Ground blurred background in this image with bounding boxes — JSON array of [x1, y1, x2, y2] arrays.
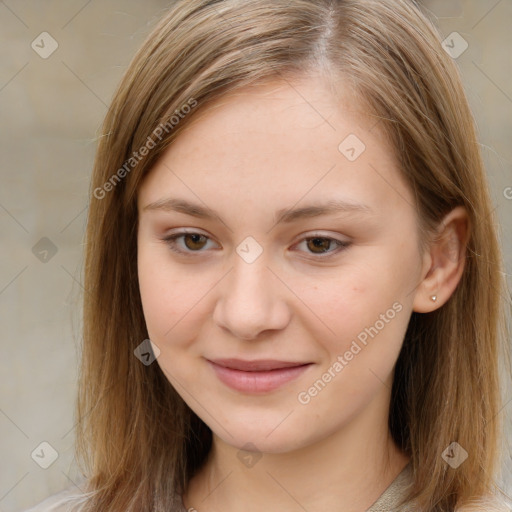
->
[[0, 1, 511, 510]]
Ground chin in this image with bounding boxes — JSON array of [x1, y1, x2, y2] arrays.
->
[[204, 408, 323, 454], [215, 426, 310, 455]]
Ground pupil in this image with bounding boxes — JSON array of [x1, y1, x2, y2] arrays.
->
[[310, 238, 328, 253], [186, 234, 204, 249]]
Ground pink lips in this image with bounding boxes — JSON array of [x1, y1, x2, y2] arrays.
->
[[207, 358, 312, 393]]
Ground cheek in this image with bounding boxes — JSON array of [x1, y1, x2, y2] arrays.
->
[[137, 244, 216, 367], [137, 244, 185, 340], [137, 259, 202, 384], [292, 262, 392, 336], [291, 248, 415, 362]]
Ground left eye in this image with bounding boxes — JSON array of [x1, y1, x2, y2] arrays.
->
[[294, 236, 350, 256], [162, 232, 350, 257]]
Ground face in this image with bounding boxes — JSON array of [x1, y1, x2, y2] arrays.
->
[[137, 75, 426, 454]]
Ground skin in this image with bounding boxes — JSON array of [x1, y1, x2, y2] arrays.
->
[[137, 73, 468, 512]]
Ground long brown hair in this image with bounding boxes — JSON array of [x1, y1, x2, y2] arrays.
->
[[74, 1, 510, 510]]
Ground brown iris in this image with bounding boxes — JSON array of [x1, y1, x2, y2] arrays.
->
[[306, 237, 332, 254], [182, 233, 208, 251]]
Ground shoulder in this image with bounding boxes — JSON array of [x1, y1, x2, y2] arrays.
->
[[23, 486, 89, 512]]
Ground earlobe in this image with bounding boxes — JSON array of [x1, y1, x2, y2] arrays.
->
[[412, 206, 470, 313]]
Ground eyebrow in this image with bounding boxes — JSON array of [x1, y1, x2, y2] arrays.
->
[[142, 197, 374, 224]]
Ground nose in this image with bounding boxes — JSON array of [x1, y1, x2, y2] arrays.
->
[[212, 253, 291, 341]]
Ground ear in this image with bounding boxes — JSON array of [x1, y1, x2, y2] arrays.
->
[[412, 206, 470, 313]]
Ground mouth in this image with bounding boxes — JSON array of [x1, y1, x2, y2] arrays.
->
[[206, 358, 313, 393]]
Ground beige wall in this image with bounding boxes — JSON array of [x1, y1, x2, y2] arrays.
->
[[0, 1, 510, 510]]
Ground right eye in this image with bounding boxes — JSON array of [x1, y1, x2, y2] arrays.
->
[[162, 231, 218, 255]]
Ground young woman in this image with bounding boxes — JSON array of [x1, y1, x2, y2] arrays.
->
[[26, 0, 511, 510]]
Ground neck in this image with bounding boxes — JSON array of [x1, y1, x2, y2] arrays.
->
[[183, 387, 410, 512]]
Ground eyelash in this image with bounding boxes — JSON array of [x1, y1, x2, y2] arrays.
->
[[162, 231, 351, 259]]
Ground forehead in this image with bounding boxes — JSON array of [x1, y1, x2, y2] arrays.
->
[[138, 75, 413, 220], [172, 76, 376, 160]]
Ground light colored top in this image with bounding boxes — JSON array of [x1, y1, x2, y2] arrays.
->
[[23, 462, 511, 512], [367, 462, 413, 511]]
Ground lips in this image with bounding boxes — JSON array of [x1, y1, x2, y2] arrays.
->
[[210, 358, 310, 371], [207, 358, 313, 393]]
